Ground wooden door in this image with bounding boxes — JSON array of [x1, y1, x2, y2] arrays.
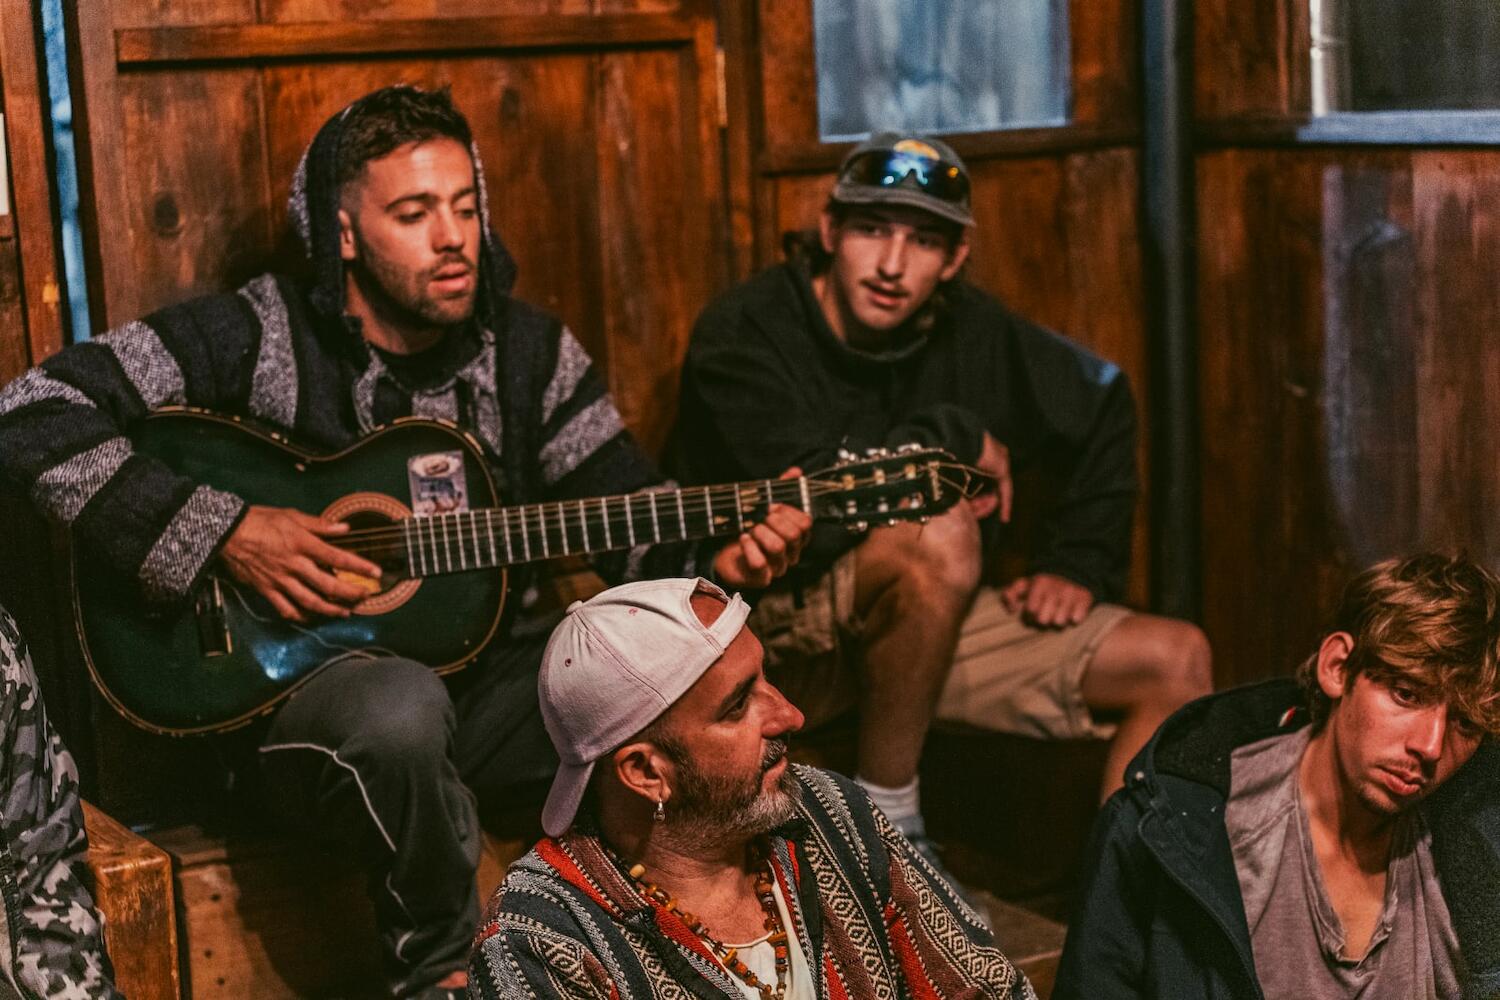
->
[[66, 0, 728, 456], [723, 0, 1152, 604]]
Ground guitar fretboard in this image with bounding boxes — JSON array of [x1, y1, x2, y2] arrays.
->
[[396, 478, 811, 578]]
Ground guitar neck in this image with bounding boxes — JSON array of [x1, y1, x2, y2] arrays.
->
[[393, 478, 811, 578]]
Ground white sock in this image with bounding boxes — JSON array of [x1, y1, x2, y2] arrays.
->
[[856, 774, 922, 833]]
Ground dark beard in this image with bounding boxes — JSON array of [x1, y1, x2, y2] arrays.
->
[[350, 250, 477, 336]]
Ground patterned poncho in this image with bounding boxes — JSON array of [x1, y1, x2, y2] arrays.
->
[[471, 765, 1036, 999]]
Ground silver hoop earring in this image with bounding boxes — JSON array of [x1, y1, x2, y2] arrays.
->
[[654, 799, 666, 823]]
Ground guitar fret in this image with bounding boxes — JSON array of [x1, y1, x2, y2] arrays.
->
[[648, 491, 661, 541], [441, 515, 454, 571], [703, 486, 713, 534], [469, 513, 482, 567], [485, 513, 497, 565], [762, 480, 775, 513], [456, 515, 468, 570], [423, 516, 437, 574], [520, 507, 532, 562], [558, 503, 570, 556], [500, 509, 514, 563], [625, 495, 636, 547], [675, 491, 687, 540], [579, 500, 590, 550], [799, 476, 811, 513], [537, 506, 550, 558], [733, 486, 745, 533], [601, 497, 613, 549], [403, 518, 417, 576]]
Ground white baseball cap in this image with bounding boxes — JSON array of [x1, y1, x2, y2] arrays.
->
[[538, 577, 751, 837]]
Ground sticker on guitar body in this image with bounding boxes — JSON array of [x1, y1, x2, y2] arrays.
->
[[407, 451, 470, 516]]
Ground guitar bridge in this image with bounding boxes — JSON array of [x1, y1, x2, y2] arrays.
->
[[194, 576, 233, 658]]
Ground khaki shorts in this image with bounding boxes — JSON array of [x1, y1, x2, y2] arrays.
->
[[749, 551, 1132, 741]]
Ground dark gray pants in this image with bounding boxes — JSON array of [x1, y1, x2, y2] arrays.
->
[[258, 632, 555, 998]]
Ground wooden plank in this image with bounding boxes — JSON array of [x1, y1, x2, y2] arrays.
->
[[83, 802, 181, 1000], [116, 67, 271, 315], [756, 0, 818, 154], [719, 0, 763, 279], [1410, 152, 1500, 566], [111, 0, 255, 31], [0, 0, 67, 367], [65, 0, 139, 330], [116, 14, 695, 64], [595, 45, 719, 453], [1195, 0, 1303, 120], [1318, 157, 1419, 572], [762, 124, 1141, 176], [265, 0, 588, 22], [1069, 0, 1139, 126], [1197, 149, 1338, 689], [150, 823, 529, 999], [1061, 149, 1150, 605]]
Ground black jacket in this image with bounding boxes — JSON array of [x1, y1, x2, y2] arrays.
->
[[676, 262, 1136, 601], [1054, 679, 1500, 1000]]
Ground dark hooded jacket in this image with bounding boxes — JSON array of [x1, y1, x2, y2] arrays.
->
[[675, 258, 1136, 601], [0, 90, 704, 611], [1053, 679, 1500, 1000]]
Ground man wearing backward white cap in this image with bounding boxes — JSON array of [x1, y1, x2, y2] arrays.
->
[[468, 577, 1035, 1000]]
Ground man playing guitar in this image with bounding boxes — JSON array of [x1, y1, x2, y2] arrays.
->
[[0, 85, 809, 999]]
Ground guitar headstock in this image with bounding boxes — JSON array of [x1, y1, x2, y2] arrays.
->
[[804, 445, 991, 530]]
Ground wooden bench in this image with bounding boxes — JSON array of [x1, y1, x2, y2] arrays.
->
[[83, 802, 180, 1000]]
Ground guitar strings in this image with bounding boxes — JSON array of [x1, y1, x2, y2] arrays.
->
[[325, 464, 991, 564], [330, 462, 989, 543]]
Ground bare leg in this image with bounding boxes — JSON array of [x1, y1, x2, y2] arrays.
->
[[1080, 614, 1213, 801], [851, 505, 983, 788]]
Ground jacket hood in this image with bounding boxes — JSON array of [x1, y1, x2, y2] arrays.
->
[[1129, 678, 1308, 799], [286, 87, 519, 326]]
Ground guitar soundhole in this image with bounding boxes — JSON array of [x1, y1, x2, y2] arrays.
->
[[321, 492, 421, 616]]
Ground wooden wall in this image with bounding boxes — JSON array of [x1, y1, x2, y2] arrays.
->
[[1196, 3, 1500, 688], [725, 0, 1152, 604]]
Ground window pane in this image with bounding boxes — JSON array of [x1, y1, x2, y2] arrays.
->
[[813, 0, 1070, 142], [1314, 0, 1500, 112]]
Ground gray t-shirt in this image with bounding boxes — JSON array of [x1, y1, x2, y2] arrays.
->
[[1224, 729, 1463, 999]]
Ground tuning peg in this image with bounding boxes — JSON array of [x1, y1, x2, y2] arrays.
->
[[837, 448, 856, 463], [852, 521, 869, 532], [864, 446, 889, 458], [896, 442, 924, 453]]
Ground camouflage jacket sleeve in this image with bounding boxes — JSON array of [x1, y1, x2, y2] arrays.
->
[[0, 610, 122, 999]]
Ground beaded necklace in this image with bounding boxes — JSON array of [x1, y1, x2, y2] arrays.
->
[[606, 842, 790, 1000]]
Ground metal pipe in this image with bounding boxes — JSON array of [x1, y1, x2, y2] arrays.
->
[[1141, 0, 1200, 619]]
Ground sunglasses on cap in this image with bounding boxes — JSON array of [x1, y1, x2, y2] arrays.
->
[[838, 149, 971, 204]]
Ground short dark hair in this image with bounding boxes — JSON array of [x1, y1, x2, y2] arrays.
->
[[334, 85, 473, 193], [1297, 552, 1500, 733]]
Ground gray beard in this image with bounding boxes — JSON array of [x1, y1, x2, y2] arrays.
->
[[662, 741, 799, 851]]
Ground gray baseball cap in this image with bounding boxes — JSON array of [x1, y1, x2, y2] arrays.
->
[[831, 132, 974, 227], [538, 577, 751, 837]]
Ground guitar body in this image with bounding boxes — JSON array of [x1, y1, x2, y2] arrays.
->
[[73, 411, 506, 735]]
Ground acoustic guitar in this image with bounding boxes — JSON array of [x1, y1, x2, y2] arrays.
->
[[72, 409, 985, 735]]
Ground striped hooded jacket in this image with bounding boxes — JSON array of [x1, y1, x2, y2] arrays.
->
[[0, 87, 703, 612], [470, 765, 1037, 1000]]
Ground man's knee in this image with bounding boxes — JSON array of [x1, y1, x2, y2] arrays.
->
[[1133, 617, 1213, 703], [275, 657, 454, 764], [857, 504, 983, 608]]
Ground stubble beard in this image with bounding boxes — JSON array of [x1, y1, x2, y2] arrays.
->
[[354, 250, 478, 337]]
